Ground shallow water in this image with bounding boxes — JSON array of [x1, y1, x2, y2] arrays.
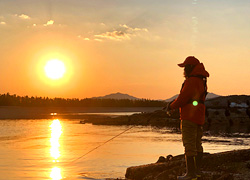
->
[[0, 119, 249, 180]]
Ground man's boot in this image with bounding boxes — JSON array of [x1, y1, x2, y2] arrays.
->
[[196, 152, 203, 179], [177, 155, 197, 180]]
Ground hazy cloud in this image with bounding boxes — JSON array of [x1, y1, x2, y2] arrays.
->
[[95, 30, 131, 41], [94, 24, 149, 41], [94, 38, 103, 42], [120, 24, 148, 33], [77, 35, 90, 41], [15, 14, 31, 20], [44, 20, 54, 26]]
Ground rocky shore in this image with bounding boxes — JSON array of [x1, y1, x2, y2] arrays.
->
[[124, 148, 250, 180], [82, 95, 250, 136], [82, 107, 250, 135], [1, 103, 250, 136]]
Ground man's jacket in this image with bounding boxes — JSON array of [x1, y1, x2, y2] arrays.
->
[[170, 63, 209, 125]]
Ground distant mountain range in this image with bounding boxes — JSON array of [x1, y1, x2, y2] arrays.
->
[[165, 92, 221, 102], [92, 92, 221, 101], [92, 92, 138, 100]]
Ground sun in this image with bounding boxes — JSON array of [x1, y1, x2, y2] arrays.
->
[[44, 59, 66, 80]]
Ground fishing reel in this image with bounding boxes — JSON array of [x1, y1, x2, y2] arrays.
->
[[162, 102, 173, 117]]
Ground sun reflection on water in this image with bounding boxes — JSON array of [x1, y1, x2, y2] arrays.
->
[[50, 119, 62, 161], [49, 119, 63, 180], [50, 167, 62, 180]]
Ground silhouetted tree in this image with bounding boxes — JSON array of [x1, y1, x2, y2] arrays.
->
[[0, 93, 167, 107]]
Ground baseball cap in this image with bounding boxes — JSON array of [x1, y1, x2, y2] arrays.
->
[[178, 56, 200, 67]]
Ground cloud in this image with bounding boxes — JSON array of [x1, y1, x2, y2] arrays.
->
[[120, 24, 148, 33], [77, 24, 149, 42], [27, 20, 66, 29], [95, 30, 131, 41], [77, 35, 90, 41], [15, 14, 31, 20], [0, 21, 6, 25], [94, 24, 149, 41], [94, 38, 103, 42], [44, 20, 54, 26]]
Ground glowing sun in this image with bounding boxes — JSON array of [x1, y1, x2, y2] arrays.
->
[[44, 59, 66, 80]]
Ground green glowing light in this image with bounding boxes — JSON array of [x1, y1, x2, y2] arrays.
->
[[193, 101, 198, 106]]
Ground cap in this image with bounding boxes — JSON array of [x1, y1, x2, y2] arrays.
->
[[178, 56, 200, 67]]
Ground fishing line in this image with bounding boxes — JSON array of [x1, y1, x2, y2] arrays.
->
[[66, 108, 167, 165], [67, 126, 134, 165]]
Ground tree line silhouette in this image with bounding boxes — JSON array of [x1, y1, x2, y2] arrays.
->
[[0, 93, 166, 107]]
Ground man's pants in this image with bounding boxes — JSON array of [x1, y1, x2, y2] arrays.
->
[[181, 120, 203, 156]]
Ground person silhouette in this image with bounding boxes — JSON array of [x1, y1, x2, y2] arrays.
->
[[166, 56, 209, 180]]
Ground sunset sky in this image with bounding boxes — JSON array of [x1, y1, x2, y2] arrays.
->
[[0, 0, 249, 99]]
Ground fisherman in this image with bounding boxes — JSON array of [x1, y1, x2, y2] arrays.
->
[[166, 56, 209, 180]]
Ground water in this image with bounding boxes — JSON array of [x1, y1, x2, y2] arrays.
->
[[57, 112, 141, 116], [0, 119, 249, 180]]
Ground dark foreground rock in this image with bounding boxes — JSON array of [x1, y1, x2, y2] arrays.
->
[[125, 149, 250, 180]]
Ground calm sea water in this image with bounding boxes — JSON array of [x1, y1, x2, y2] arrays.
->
[[0, 118, 249, 180]]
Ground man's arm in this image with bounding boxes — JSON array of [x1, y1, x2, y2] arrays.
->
[[170, 79, 195, 109]]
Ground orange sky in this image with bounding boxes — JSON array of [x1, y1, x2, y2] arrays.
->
[[0, 0, 250, 99]]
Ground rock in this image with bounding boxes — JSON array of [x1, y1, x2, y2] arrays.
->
[[156, 156, 166, 163], [166, 155, 173, 161], [156, 155, 173, 163], [125, 149, 250, 180]]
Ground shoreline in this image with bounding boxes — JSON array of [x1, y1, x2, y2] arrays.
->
[[1, 106, 250, 136], [0, 106, 160, 120]]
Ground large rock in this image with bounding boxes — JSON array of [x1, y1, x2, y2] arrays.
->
[[125, 149, 250, 180]]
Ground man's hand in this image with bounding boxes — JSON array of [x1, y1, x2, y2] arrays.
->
[[163, 100, 175, 116]]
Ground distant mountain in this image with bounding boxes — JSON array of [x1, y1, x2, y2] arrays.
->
[[92, 92, 221, 101], [206, 92, 221, 99], [165, 94, 179, 102], [92, 92, 139, 100], [165, 92, 221, 102]]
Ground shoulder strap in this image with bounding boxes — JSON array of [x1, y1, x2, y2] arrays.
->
[[180, 76, 208, 105], [180, 80, 186, 93], [189, 75, 208, 99]]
